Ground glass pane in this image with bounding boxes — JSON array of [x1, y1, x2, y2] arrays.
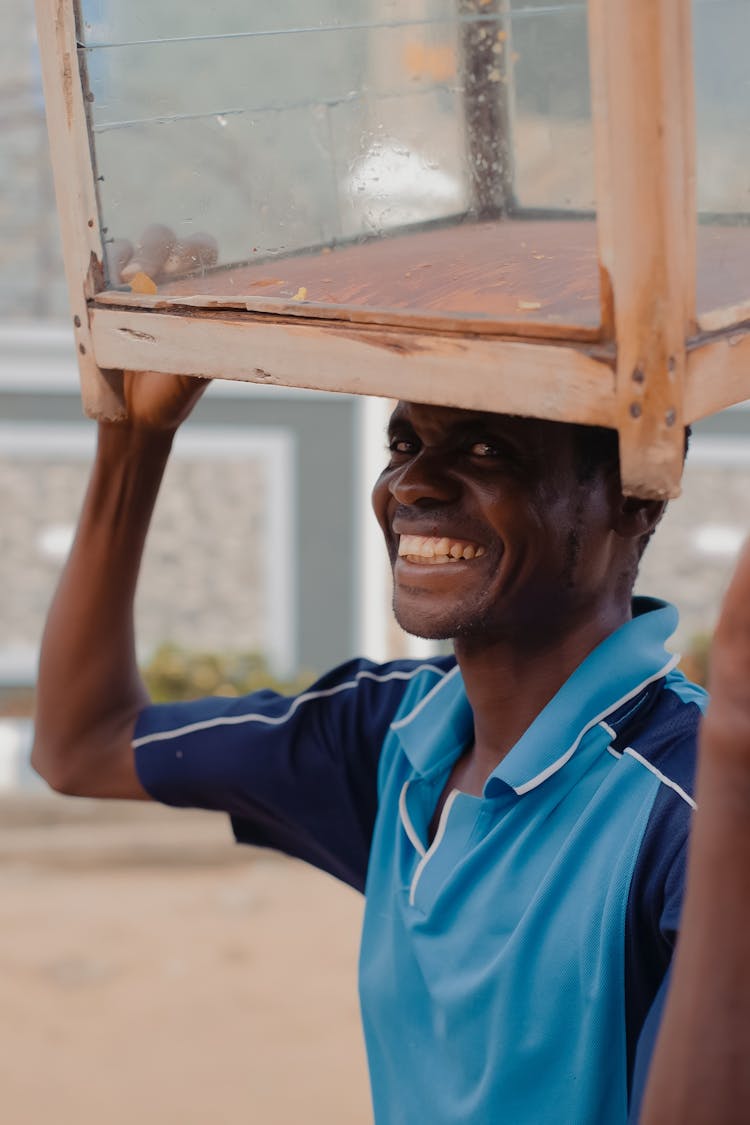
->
[[79, 1, 598, 331], [694, 0, 750, 327]]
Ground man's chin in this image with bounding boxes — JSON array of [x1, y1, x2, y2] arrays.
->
[[396, 622, 456, 642], [392, 600, 483, 642]]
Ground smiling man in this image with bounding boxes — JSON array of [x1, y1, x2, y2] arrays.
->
[[33, 375, 750, 1124]]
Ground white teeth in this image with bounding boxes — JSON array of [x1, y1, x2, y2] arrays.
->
[[398, 534, 485, 562]]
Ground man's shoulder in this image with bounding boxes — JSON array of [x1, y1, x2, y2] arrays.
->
[[621, 667, 706, 804], [309, 653, 456, 690], [622, 670, 705, 935], [297, 653, 457, 728]]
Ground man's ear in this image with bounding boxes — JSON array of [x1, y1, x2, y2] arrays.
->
[[613, 493, 668, 541], [600, 463, 667, 541]]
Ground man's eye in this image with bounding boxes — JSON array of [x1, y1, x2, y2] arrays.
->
[[388, 437, 418, 455], [469, 441, 502, 458]]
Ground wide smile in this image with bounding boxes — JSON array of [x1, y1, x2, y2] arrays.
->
[[397, 534, 488, 566]]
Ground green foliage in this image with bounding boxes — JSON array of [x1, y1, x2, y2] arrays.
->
[[142, 643, 313, 703], [679, 633, 711, 689]]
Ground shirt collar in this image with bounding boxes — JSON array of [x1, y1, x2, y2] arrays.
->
[[390, 597, 680, 794]]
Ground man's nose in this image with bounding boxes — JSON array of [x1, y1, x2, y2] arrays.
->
[[388, 452, 459, 506]]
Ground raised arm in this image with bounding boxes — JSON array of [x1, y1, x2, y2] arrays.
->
[[639, 542, 750, 1122], [32, 369, 209, 799]]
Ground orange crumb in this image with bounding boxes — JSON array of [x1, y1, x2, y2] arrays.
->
[[128, 271, 157, 295], [291, 287, 308, 302]]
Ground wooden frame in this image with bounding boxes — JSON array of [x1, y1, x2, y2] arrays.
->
[[88, 305, 617, 425], [36, 0, 750, 499], [35, 0, 125, 419], [588, 0, 695, 497]]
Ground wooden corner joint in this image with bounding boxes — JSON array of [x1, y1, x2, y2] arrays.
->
[[76, 296, 126, 423], [616, 345, 687, 500]]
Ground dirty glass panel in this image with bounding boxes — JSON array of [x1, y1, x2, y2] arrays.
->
[[79, 1, 598, 330], [694, 0, 750, 326], [78, 0, 466, 45]]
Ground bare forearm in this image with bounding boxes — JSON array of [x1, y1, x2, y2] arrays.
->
[[640, 763, 750, 1121], [640, 550, 750, 1123], [33, 422, 175, 797]]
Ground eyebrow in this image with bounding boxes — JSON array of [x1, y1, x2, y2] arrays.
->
[[386, 414, 415, 437], [445, 417, 528, 447]]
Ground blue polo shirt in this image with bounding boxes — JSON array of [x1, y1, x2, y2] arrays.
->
[[134, 597, 705, 1123]]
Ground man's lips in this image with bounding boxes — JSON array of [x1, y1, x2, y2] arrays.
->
[[397, 534, 487, 565]]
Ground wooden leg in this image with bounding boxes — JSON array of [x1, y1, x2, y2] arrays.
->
[[589, 0, 696, 499], [458, 0, 514, 219]]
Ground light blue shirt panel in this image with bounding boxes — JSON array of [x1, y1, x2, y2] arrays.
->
[[361, 730, 661, 1123], [664, 666, 708, 711], [359, 600, 676, 1124]]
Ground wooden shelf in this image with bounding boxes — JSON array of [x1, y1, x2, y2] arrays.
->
[[96, 218, 750, 344], [96, 218, 603, 339]]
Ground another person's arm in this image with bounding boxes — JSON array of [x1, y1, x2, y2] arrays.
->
[[32, 370, 209, 798], [639, 542, 750, 1122]]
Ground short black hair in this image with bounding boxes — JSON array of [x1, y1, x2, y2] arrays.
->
[[569, 424, 621, 484], [569, 422, 691, 484], [567, 422, 692, 563]]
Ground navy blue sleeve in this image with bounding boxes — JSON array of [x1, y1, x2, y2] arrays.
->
[[623, 688, 700, 1104], [626, 836, 689, 1121], [133, 656, 451, 891], [628, 968, 671, 1123]]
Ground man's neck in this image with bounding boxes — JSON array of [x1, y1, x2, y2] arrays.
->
[[453, 606, 631, 783]]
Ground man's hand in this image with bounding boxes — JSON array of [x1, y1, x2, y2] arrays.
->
[[119, 369, 211, 433], [104, 225, 218, 430]]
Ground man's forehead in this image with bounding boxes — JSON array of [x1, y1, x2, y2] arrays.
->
[[391, 400, 497, 423], [389, 401, 537, 434]]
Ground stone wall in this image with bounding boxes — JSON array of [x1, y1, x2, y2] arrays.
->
[[0, 452, 271, 662]]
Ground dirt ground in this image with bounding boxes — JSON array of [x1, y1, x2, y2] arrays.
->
[[0, 795, 371, 1125]]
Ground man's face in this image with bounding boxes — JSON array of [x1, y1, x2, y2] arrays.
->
[[371, 402, 624, 647]]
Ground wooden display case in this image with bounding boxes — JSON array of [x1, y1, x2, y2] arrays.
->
[[37, 0, 750, 497]]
